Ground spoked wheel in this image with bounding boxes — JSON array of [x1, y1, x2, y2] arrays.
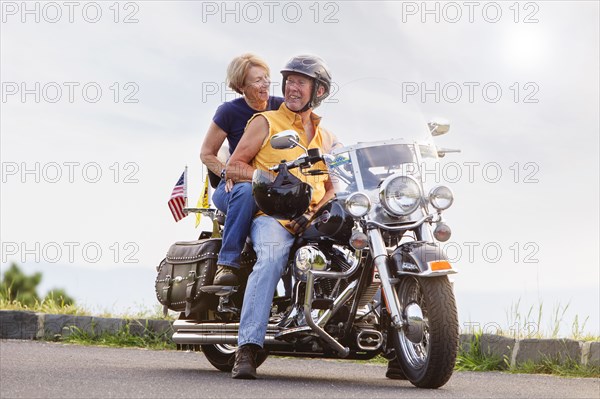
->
[[390, 275, 458, 389], [201, 344, 269, 372]]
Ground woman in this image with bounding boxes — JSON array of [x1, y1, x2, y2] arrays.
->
[[200, 54, 283, 286]]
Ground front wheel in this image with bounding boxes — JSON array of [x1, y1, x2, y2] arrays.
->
[[390, 276, 458, 389], [201, 344, 269, 372]]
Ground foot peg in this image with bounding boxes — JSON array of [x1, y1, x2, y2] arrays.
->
[[200, 285, 238, 296], [200, 285, 239, 314]]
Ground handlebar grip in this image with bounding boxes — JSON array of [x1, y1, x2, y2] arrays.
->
[[269, 158, 300, 172], [269, 151, 325, 173]]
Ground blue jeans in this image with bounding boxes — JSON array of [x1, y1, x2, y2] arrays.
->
[[238, 216, 295, 347], [211, 180, 258, 269]]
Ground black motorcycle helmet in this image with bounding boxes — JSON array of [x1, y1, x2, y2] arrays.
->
[[281, 55, 332, 112], [252, 164, 312, 220]]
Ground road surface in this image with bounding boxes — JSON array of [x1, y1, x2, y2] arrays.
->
[[1, 341, 598, 398]]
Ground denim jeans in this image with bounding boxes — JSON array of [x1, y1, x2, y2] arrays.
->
[[211, 180, 258, 269], [238, 216, 295, 347]]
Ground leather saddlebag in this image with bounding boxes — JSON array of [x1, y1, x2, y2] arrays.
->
[[155, 238, 220, 315]]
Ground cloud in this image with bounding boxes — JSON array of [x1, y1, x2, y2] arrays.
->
[[1, 1, 598, 333]]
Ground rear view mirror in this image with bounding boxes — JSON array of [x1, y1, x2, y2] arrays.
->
[[428, 120, 450, 137], [270, 130, 300, 149]]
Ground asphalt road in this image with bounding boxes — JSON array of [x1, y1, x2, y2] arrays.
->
[[1, 340, 598, 399]]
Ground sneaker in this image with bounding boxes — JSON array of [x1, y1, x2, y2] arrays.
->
[[213, 265, 239, 286], [385, 359, 407, 380], [231, 344, 258, 379]]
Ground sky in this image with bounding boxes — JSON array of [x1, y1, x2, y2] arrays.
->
[[1, 1, 599, 336]]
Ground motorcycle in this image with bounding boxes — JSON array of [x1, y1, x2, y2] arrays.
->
[[155, 115, 460, 388]]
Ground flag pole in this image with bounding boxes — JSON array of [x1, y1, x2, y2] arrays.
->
[[184, 165, 188, 209]]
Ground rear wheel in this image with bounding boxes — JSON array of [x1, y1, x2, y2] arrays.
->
[[390, 276, 458, 389]]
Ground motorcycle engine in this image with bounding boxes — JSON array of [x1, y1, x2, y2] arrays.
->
[[293, 244, 356, 298]]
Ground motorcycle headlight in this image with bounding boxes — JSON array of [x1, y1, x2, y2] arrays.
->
[[379, 175, 422, 216], [345, 192, 371, 217], [429, 185, 454, 211]]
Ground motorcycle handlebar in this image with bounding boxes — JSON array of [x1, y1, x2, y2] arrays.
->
[[269, 149, 324, 173], [268, 158, 303, 172]]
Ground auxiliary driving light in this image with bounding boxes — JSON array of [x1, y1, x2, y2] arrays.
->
[[429, 185, 454, 211], [345, 192, 371, 217]]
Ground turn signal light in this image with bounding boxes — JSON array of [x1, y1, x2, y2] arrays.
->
[[429, 260, 452, 271], [433, 222, 452, 242], [349, 231, 369, 250]]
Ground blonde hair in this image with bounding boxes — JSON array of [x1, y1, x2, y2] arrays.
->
[[226, 53, 270, 94]]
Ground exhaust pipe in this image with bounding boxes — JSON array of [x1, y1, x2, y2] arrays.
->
[[356, 329, 383, 350], [173, 320, 280, 333], [172, 331, 284, 346]]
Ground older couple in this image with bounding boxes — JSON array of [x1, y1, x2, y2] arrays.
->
[[200, 54, 351, 379]]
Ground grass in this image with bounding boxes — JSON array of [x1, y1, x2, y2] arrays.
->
[[455, 333, 506, 372], [60, 322, 176, 351], [455, 331, 600, 378], [503, 299, 594, 340], [0, 296, 174, 320], [509, 358, 600, 378], [0, 296, 89, 316]]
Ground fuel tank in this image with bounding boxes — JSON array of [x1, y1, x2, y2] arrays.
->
[[301, 199, 354, 244]]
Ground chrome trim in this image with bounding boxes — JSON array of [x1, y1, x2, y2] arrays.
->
[[368, 229, 403, 330], [356, 282, 381, 309], [294, 245, 328, 282], [428, 120, 450, 136], [173, 320, 279, 333], [276, 283, 305, 328], [316, 280, 358, 327], [172, 332, 284, 346], [366, 212, 438, 231], [404, 303, 425, 344], [274, 326, 314, 339], [310, 254, 361, 280], [397, 269, 457, 277], [270, 130, 301, 150], [183, 207, 217, 218], [304, 271, 350, 357], [330, 138, 416, 155], [418, 222, 435, 242], [356, 329, 384, 350]]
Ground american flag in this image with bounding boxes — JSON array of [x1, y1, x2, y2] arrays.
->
[[168, 168, 187, 222]]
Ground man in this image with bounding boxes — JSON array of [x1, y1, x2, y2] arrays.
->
[[225, 55, 338, 379]]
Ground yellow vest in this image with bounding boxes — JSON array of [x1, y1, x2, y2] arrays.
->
[[248, 103, 338, 225]]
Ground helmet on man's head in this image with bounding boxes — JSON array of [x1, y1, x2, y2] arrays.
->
[[281, 55, 332, 111], [252, 165, 312, 220]]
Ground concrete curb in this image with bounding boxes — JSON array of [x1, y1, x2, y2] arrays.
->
[[0, 311, 173, 341], [458, 332, 599, 367], [1, 311, 598, 367]]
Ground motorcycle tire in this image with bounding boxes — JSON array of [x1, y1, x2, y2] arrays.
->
[[201, 344, 269, 372], [390, 275, 458, 389]]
